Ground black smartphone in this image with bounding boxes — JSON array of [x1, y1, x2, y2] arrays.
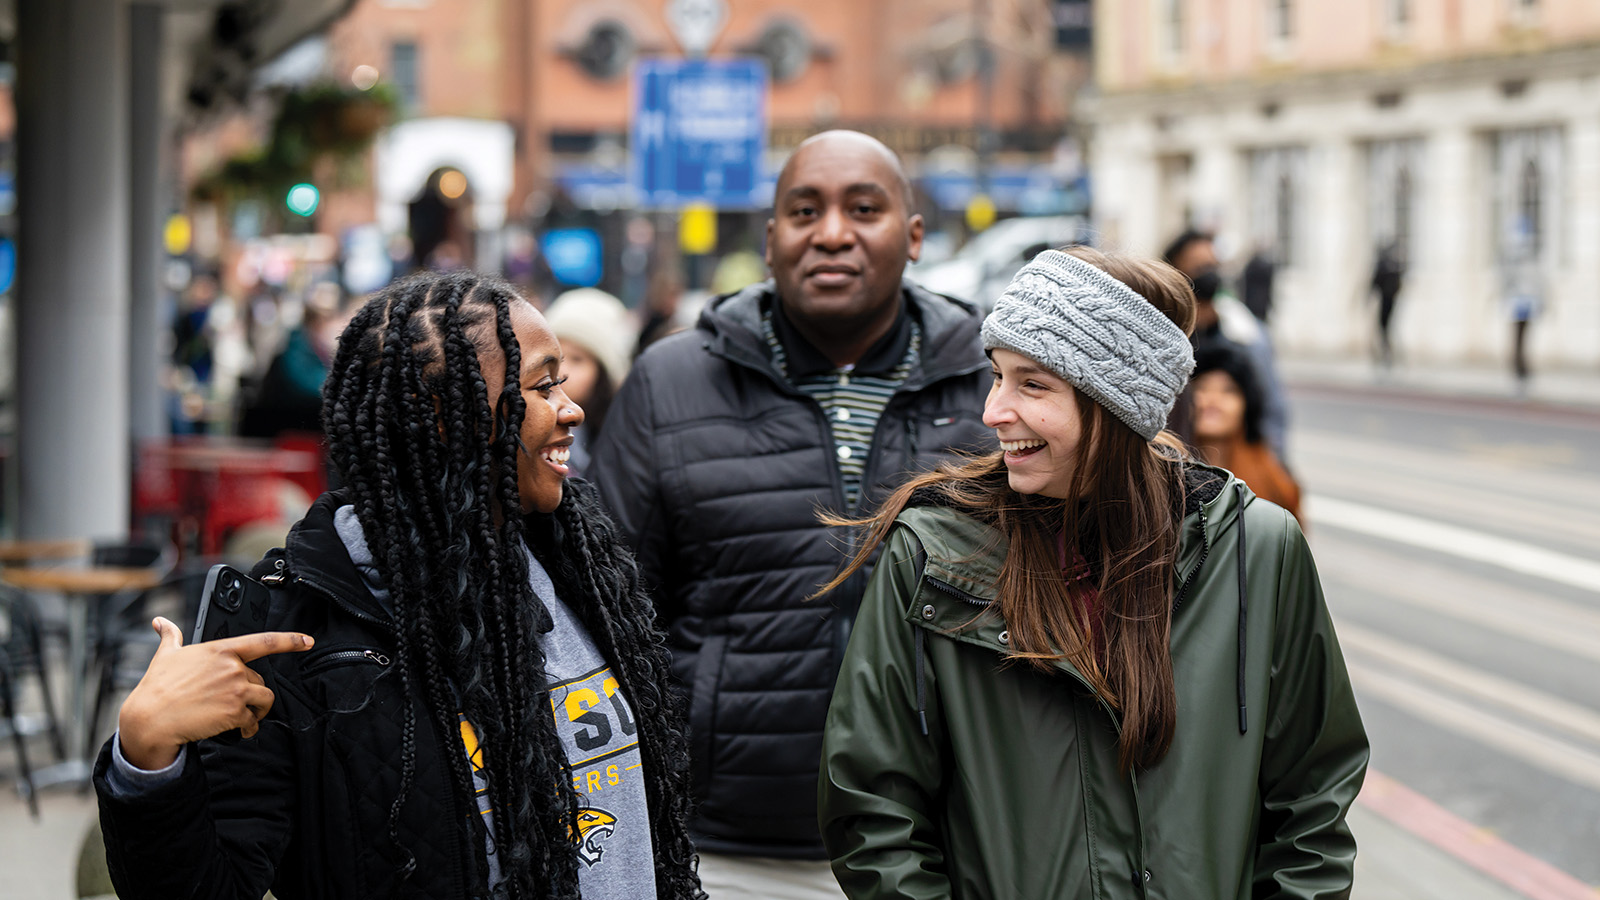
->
[[194, 564, 273, 644]]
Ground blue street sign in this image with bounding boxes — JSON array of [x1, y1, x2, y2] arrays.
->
[[632, 58, 768, 209], [541, 228, 604, 287], [0, 238, 14, 294]]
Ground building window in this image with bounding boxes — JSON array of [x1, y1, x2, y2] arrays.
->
[[575, 19, 635, 81], [1518, 159, 1542, 256], [1162, 0, 1185, 59], [755, 19, 810, 83], [1248, 146, 1307, 267], [1383, 0, 1410, 39], [1267, 0, 1294, 41], [1490, 127, 1562, 267], [1366, 138, 1423, 263], [390, 41, 420, 113]]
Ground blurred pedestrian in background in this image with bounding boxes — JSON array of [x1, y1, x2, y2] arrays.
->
[[817, 247, 1365, 899], [1504, 226, 1543, 390], [1370, 241, 1405, 369], [238, 281, 350, 439], [1239, 245, 1277, 323], [168, 273, 221, 433], [543, 287, 637, 478], [637, 270, 685, 355], [1190, 343, 1302, 522], [1164, 229, 1291, 459], [97, 271, 704, 900], [591, 130, 993, 900]]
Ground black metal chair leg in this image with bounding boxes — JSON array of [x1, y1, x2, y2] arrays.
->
[[28, 625, 67, 762], [1, 658, 41, 819]]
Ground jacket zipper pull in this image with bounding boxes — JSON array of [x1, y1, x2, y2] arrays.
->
[[261, 558, 288, 586], [363, 649, 391, 666]]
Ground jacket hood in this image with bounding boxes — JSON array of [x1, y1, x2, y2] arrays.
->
[[695, 278, 987, 390], [902, 459, 1244, 594], [897, 460, 1259, 735], [256, 489, 393, 626]]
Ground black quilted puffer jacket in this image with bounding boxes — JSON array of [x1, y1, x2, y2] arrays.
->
[[94, 487, 696, 900], [96, 491, 484, 899], [590, 279, 994, 858]]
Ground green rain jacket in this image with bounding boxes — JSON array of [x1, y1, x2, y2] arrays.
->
[[819, 465, 1368, 900]]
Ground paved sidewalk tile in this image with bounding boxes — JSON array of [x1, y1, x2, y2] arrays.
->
[[0, 782, 97, 900]]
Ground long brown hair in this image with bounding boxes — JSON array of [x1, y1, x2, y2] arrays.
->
[[820, 247, 1196, 773]]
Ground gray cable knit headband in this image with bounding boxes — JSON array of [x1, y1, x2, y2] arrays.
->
[[981, 249, 1195, 440]]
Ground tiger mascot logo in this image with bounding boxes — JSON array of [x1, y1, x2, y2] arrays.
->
[[573, 808, 617, 867]]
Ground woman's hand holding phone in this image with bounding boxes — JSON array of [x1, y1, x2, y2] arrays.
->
[[117, 616, 314, 770]]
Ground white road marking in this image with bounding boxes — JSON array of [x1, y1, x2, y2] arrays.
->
[[1310, 494, 1600, 595], [1349, 663, 1600, 793], [1338, 622, 1600, 748], [1326, 552, 1600, 665]]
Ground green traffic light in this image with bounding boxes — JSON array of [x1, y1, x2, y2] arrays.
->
[[286, 183, 320, 217]]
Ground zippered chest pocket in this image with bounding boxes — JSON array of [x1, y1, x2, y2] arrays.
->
[[294, 644, 394, 711], [302, 646, 391, 675]]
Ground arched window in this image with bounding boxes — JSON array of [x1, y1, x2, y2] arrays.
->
[[1393, 164, 1412, 260], [1275, 172, 1296, 266], [1164, 0, 1185, 57], [1519, 157, 1542, 255], [1268, 0, 1294, 41]]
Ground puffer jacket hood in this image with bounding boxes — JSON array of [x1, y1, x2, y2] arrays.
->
[[695, 277, 988, 395]]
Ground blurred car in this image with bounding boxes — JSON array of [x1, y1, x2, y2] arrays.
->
[[909, 215, 1089, 311]]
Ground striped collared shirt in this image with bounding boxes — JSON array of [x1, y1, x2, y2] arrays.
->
[[762, 305, 921, 513]]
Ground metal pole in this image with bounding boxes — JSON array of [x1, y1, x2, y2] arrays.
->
[[128, 3, 166, 442], [15, 0, 131, 540]]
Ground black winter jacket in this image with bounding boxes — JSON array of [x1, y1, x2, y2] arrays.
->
[[591, 278, 993, 858], [94, 485, 698, 900], [95, 490, 485, 899]]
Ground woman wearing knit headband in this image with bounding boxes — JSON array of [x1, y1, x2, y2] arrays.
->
[[815, 247, 1367, 899]]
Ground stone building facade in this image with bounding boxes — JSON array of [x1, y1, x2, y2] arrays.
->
[[1088, 0, 1600, 368]]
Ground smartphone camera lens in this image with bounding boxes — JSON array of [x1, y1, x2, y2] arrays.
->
[[218, 573, 243, 612]]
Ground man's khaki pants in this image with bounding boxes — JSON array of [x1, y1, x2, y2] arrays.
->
[[696, 851, 849, 900]]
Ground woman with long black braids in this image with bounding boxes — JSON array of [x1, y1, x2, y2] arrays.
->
[[94, 271, 704, 900]]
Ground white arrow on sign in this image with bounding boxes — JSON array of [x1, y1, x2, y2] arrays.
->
[[665, 0, 728, 57]]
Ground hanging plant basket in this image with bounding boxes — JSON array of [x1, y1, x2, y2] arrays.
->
[[190, 81, 398, 214]]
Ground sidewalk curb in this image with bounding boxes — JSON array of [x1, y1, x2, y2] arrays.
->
[[1281, 358, 1600, 416], [1358, 770, 1600, 900]]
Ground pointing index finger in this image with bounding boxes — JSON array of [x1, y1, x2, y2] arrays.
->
[[216, 631, 315, 662]]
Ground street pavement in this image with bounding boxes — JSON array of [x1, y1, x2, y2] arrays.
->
[[3, 354, 1597, 899]]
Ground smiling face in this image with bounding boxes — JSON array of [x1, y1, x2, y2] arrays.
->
[[478, 300, 584, 514], [765, 132, 923, 354], [982, 349, 1085, 499]]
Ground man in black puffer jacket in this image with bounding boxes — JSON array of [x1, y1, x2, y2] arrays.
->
[[591, 130, 993, 897]]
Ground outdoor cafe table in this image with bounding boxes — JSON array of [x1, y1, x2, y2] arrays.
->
[[2, 565, 162, 788], [0, 539, 88, 564]]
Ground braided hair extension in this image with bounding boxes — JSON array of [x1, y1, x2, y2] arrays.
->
[[321, 271, 699, 898], [527, 482, 705, 900]]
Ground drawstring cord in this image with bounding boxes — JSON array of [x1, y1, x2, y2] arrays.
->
[[1235, 482, 1249, 735], [914, 626, 929, 736]]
